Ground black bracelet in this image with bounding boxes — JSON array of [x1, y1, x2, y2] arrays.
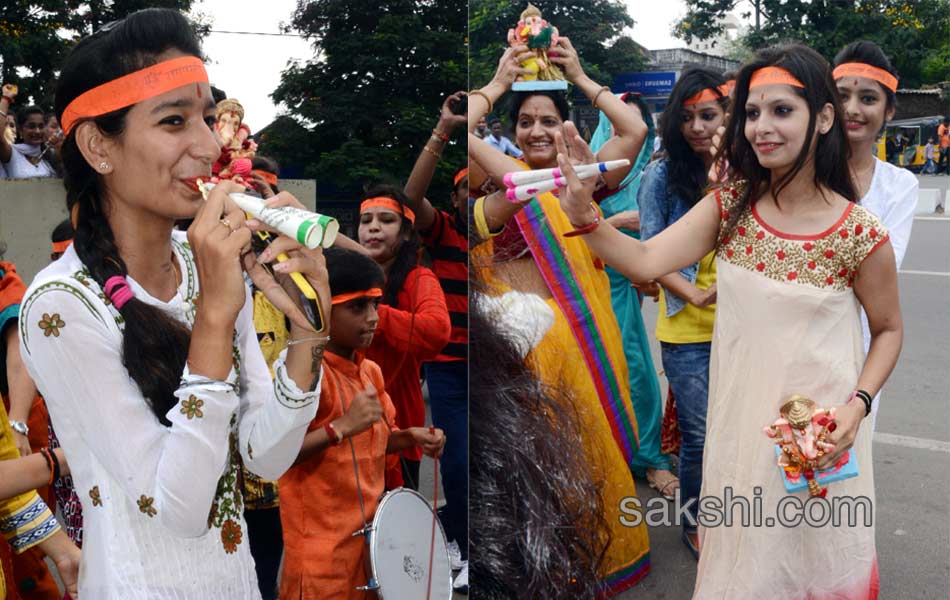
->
[[49, 448, 61, 483], [855, 389, 873, 417], [39, 448, 53, 478]]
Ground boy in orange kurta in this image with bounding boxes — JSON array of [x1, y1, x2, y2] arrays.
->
[[278, 248, 445, 599]]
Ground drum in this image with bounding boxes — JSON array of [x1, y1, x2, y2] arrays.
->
[[355, 487, 453, 599]]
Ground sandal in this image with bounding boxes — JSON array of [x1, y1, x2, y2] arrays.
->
[[646, 468, 679, 501], [681, 530, 700, 560]]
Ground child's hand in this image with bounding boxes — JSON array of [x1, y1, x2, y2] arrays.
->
[[339, 386, 383, 438], [413, 427, 446, 458]]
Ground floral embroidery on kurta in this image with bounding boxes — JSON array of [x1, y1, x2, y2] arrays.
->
[[137, 495, 156, 517], [179, 395, 205, 420], [89, 486, 102, 507], [38, 313, 65, 337], [716, 184, 889, 290]]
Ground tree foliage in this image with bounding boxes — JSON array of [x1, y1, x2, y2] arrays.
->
[[0, 1, 201, 110], [269, 0, 467, 203], [469, 0, 646, 92], [675, 0, 950, 88]]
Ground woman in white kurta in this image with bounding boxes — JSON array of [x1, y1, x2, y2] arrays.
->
[[553, 44, 902, 600], [18, 9, 331, 598], [833, 41, 918, 429]]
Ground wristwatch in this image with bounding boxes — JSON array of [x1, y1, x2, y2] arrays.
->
[[9, 420, 28, 436]]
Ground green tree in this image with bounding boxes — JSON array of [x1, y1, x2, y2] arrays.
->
[[675, 0, 950, 88], [269, 0, 466, 203], [0, 1, 201, 110], [469, 0, 646, 93]]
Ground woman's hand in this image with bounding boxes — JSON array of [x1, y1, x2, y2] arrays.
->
[[817, 399, 865, 470], [438, 91, 468, 133], [606, 210, 640, 232], [411, 427, 446, 459], [490, 44, 536, 89], [548, 37, 586, 83], [247, 172, 276, 199], [242, 192, 332, 334], [554, 121, 598, 225], [188, 179, 252, 327]]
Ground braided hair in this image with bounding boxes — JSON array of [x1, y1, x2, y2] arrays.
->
[[54, 9, 204, 426]]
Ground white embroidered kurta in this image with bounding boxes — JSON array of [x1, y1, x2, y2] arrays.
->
[[858, 157, 917, 428], [19, 231, 320, 599]]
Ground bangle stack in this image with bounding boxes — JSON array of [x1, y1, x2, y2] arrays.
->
[[431, 128, 449, 143], [852, 389, 873, 417], [423, 145, 442, 159]]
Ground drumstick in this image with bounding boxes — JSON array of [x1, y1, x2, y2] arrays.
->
[[502, 158, 630, 187], [426, 424, 438, 600]]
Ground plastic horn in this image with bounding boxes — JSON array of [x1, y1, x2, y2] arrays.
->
[[502, 159, 630, 188], [199, 181, 339, 249], [505, 177, 566, 203]]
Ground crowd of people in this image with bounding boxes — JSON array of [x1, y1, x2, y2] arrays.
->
[[468, 21, 911, 600], [0, 3, 928, 600], [0, 7, 468, 600]]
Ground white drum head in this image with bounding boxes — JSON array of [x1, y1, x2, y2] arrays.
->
[[369, 488, 452, 599]]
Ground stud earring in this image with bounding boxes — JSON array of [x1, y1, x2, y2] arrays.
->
[[99, 161, 110, 171]]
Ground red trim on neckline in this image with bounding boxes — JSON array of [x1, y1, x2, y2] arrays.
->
[[751, 202, 854, 241]]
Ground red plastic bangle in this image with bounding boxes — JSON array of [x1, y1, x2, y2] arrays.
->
[[563, 201, 601, 237], [325, 422, 341, 446], [432, 128, 449, 143]]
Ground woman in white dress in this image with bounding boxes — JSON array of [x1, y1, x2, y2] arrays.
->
[[553, 43, 902, 600], [19, 9, 331, 598], [833, 41, 917, 430]]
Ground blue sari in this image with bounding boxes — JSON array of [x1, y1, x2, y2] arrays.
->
[[589, 101, 669, 475]]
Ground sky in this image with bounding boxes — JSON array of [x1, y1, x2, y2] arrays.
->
[[194, 0, 695, 132], [194, 0, 312, 130]]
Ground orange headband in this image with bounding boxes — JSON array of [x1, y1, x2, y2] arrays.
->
[[52, 240, 72, 254], [61, 56, 209, 135], [719, 80, 736, 96], [749, 66, 805, 90], [252, 169, 278, 187], [453, 167, 469, 186], [832, 63, 898, 93], [331, 288, 383, 305], [359, 196, 416, 225], [683, 87, 725, 106]]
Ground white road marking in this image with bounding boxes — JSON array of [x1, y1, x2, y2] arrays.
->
[[874, 432, 950, 453]]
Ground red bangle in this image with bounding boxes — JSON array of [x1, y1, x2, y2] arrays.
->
[[563, 202, 601, 237], [432, 128, 449, 143], [325, 422, 341, 446]]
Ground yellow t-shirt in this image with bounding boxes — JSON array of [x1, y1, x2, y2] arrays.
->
[[655, 250, 717, 343]]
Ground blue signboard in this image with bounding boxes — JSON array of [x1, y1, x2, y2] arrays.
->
[[614, 71, 677, 96]]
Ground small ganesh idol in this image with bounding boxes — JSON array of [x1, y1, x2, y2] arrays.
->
[[507, 3, 566, 91], [764, 395, 842, 497], [213, 97, 258, 180]]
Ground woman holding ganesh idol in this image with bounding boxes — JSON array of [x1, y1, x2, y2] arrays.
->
[[468, 37, 651, 595], [18, 9, 331, 598], [553, 43, 901, 599]]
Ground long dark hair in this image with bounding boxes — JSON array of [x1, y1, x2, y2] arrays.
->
[[16, 105, 63, 175], [360, 184, 421, 306], [722, 43, 857, 237], [658, 66, 729, 205], [834, 41, 898, 114], [469, 291, 608, 599], [54, 8, 204, 426]]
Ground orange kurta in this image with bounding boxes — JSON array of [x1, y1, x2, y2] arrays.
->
[[279, 350, 398, 600]]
